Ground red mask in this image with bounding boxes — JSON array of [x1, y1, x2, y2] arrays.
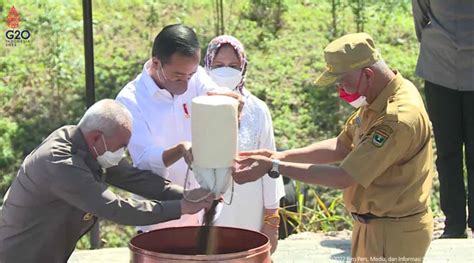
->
[[338, 70, 368, 108]]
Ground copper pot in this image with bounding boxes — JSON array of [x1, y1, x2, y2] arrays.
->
[[129, 226, 271, 262]]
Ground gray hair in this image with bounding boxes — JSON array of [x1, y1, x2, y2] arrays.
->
[[78, 99, 132, 137], [369, 59, 389, 73]]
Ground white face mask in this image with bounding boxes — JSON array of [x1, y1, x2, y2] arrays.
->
[[209, 67, 242, 91], [349, 96, 368, 108], [93, 134, 124, 169]]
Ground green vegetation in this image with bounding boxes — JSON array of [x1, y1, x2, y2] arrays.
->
[[1, 0, 442, 249]]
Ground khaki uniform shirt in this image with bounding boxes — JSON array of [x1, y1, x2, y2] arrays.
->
[[0, 126, 183, 263], [338, 73, 434, 217]]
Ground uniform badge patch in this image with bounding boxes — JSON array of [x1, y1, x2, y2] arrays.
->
[[371, 125, 392, 147], [372, 132, 387, 147]]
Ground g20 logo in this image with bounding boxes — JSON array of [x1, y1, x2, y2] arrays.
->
[[5, 29, 31, 40]]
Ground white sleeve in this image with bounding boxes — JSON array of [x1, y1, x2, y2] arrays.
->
[[116, 91, 169, 178], [258, 102, 285, 209]]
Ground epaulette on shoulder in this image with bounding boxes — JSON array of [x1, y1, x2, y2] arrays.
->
[[370, 98, 398, 127], [385, 96, 399, 122]]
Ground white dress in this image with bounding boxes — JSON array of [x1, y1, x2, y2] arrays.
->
[[213, 88, 286, 231]]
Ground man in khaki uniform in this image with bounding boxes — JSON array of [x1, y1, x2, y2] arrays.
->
[[0, 99, 215, 263], [232, 33, 434, 261]]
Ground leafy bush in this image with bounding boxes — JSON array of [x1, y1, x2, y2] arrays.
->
[[0, 118, 20, 202], [1, 0, 441, 248]]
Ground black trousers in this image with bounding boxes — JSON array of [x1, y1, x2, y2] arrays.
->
[[425, 81, 474, 231]]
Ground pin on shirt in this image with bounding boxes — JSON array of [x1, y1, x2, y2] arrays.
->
[[355, 116, 361, 127], [183, 103, 190, 118]]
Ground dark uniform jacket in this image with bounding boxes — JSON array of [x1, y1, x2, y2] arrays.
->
[[413, 0, 474, 91], [0, 125, 183, 262]]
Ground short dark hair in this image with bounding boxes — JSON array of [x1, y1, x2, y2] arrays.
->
[[151, 24, 200, 64]]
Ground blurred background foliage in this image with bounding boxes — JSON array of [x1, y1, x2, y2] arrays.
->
[[1, 0, 441, 249]]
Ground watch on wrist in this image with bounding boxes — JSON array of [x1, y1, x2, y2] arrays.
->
[[268, 159, 280, 178]]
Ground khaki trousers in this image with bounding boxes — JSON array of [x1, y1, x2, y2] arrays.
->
[[351, 209, 433, 262]]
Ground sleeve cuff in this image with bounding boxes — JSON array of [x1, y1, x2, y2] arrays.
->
[[337, 133, 352, 150], [154, 199, 182, 222], [264, 200, 280, 209], [163, 184, 184, 200], [340, 161, 370, 189]]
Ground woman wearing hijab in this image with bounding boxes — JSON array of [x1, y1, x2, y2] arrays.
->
[[204, 35, 285, 253]]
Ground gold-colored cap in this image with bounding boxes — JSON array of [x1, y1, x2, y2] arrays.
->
[[314, 33, 381, 86]]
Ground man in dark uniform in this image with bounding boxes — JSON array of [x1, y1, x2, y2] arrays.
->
[[232, 33, 434, 261], [413, 0, 474, 239], [0, 99, 214, 262]]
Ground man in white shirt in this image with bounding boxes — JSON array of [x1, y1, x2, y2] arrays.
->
[[116, 24, 221, 231]]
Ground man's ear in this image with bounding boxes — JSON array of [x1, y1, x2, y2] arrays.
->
[[81, 130, 103, 157], [151, 57, 161, 68], [363, 67, 375, 79], [85, 130, 102, 145]]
